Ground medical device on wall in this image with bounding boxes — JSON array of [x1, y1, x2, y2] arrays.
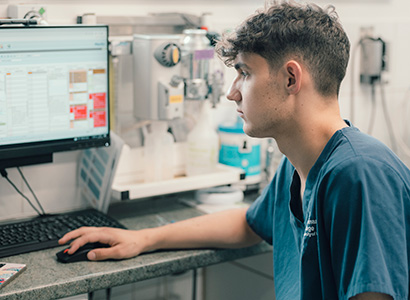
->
[[132, 29, 223, 121], [0, 25, 110, 169], [360, 36, 386, 84]]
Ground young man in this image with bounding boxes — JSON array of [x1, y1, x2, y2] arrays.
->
[[60, 1, 410, 299]]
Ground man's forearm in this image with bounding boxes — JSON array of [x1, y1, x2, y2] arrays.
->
[[143, 207, 262, 253]]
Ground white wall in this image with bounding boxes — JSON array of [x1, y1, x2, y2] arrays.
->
[[334, 0, 410, 165], [1, 0, 410, 220]]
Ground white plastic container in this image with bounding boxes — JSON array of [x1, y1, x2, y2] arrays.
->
[[144, 121, 175, 182], [186, 100, 219, 176]]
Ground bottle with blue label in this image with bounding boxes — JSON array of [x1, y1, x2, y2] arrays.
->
[[218, 117, 261, 189]]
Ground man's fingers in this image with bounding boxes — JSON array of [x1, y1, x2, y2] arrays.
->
[[58, 230, 78, 245], [66, 236, 96, 254], [58, 227, 94, 244], [58, 227, 102, 254], [88, 242, 141, 261], [88, 246, 121, 261]]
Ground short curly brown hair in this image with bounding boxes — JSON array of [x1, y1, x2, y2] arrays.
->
[[216, 0, 350, 97]]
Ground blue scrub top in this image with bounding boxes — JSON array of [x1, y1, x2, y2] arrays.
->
[[247, 125, 410, 299]]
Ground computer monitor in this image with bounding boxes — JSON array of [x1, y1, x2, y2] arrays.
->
[[0, 25, 110, 169]]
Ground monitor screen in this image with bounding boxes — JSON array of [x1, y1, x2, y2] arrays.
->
[[0, 25, 110, 169]]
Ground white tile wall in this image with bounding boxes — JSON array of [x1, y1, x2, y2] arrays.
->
[[0, 0, 409, 215], [0, 151, 86, 221]]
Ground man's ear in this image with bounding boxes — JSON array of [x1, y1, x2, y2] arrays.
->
[[285, 60, 302, 94]]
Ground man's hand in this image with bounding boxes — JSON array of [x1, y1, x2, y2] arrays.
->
[[58, 227, 152, 261]]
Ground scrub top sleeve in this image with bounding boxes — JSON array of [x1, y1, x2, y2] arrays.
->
[[246, 181, 275, 245], [246, 157, 293, 245], [320, 158, 408, 300]]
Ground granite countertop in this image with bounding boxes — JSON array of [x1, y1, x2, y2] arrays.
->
[[0, 193, 272, 300]]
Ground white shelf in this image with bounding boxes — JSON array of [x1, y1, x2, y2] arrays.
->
[[112, 164, 245, 200]]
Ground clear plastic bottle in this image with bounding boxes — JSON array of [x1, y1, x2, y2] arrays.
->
[[186, 100, 219, 176], [144, 121, 175, 182]]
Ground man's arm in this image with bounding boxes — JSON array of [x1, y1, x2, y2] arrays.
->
[[59, 207, 262, 261]]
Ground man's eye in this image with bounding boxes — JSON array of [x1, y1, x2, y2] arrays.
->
[[241, 71, 249, 77]]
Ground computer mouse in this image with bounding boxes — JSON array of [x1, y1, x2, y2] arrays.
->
[[56, 242, 109, 263]]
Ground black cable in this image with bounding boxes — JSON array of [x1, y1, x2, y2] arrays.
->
[[23, 10, 41, 20], [0, 169, 43, 216], [17, 167, 46, 215], [367, 82, 377, 135], [106, 288, 111, 300]]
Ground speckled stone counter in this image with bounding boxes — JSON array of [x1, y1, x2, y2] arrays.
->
[[0, 193, 272, 300]]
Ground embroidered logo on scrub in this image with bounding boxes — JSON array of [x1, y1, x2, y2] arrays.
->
[[304, 219, 317, 237]]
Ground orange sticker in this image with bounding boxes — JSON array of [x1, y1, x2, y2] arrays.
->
[[169, 95, 183, 104]]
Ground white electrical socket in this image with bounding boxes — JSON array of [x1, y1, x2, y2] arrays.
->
[[7, 4, 47, 20]]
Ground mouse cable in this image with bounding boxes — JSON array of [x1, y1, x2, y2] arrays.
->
[[0, 169, 44, 216], [17, 167, 46, 215]]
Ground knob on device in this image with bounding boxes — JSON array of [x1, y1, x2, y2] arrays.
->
[[154, 42, 181, 67]]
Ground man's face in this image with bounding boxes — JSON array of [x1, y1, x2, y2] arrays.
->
[[226, 52, 291, 139]]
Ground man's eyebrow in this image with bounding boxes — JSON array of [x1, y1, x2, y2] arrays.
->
[[234, 62, 250, 70]]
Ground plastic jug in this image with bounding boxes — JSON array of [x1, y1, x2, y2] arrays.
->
[[144, 121, 175, 182], [186, 100, 219, 176]]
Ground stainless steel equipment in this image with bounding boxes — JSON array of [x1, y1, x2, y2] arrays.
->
[[133, 34, 184, 120], [181, 28, 224, 107], [181, 29, 213, 101], [131, 30, 224, 121]]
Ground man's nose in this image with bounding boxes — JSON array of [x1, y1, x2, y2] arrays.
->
[[226, 80, 242, 102]]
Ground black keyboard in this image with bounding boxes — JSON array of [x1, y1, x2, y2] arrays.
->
[[0, 209, 126, 258]]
